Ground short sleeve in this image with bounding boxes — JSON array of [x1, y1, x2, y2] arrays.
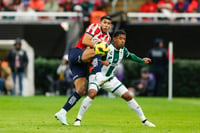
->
[[86, 23, 100, 37]]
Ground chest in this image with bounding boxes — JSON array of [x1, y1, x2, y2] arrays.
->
[[106, 47, 124, 66], [92, 32, 109, 44], [151, 50, 163, 57]]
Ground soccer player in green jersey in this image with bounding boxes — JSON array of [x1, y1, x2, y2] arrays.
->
[[74, 30, 156, 127]]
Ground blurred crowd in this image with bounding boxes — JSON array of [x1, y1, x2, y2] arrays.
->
[[0, 0, 110, 16], [1, 0, 200, 22], [141, 0, 200, 13], [0, 0, 200, 14], [139, 0, 200, 21]]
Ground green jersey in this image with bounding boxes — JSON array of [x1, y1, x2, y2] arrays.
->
[[100, 43, 145, 77]]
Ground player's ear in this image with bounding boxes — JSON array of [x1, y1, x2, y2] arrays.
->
[[113, 37, 116, 42]]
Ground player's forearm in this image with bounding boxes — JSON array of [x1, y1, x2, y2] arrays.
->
[[82, 33, 95, 48], [127, 53, 145, 63], [82, 39, 95, 48]]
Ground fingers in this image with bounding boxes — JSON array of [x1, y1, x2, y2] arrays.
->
[[143, 58, 152, 64], [102, 61, 109, 66]]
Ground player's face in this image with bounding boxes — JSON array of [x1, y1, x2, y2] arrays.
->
[[114, 34, 126, 49], [100, 19, 112, 33]]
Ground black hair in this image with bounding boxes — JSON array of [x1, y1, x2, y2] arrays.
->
[[113, 30, 126, 37], [154, 38, 163, 44], [141, 67, 149, 73], [101, 15, 112, 21], [154, 38, 164, 47]]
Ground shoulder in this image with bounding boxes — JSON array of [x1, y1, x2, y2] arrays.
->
[[122, 47, 128, 52], [107, 43, 115, 52], [108, 43, 114, 49], [86, 23, 101, 34], [88, 23, 100, 29], [107, 33, 111, 38], [108, 42, 114, 46], [21, 49, 26, 53], [20, 49, 27, 55]]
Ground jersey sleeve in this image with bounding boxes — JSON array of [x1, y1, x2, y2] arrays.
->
[[123, 47, 145, 63], [86, 23, 100, 37]]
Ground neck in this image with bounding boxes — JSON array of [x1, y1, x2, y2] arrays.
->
[[114, 45, 120, 50]]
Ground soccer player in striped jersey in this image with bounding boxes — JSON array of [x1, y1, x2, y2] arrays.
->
[[74, 30, 156, 127], [55, 16, 112, 125]]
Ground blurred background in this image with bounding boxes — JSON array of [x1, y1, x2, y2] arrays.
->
[[0, 0, 200, 97]]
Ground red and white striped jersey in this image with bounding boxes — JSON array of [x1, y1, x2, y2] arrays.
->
[[75, 23, 111, 49]]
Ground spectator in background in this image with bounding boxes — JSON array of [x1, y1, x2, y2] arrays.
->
[[81, 0, 94, 17], [174, 0, 189, 21], [128, 67, 155, 96], [174, 0, 189, 12], [157, 0, 174, 16], [148, 38, 168, 96], [153, 0, 160, 3], [0, 59, 14, 95], [0, 0, 12, 12], [11, 0, 23, 11], [44, 0, 59, 12], [56, 0, 63, 4], [16, 1, 37, 21], [59, 0, 75, 12], [88, 0, 102, 10], [0, 0, 6, 11], [29, 0, 44, 11], [139, 0, 157, 21], [56, 54, 73, 96], [7, 38, 28, 96], [17, 0, 35, 12], [188, 0, 199, 12], [140, 0, 157, 13], [1, 0, 14, 11], [90, 5, 107, 24], [1, 0, 23, 11], [73, 4, 82, 12], [0, 0, 20, 19], [187, 0, 200, 21]]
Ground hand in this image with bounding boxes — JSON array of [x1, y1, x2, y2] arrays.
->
[[137, 84, 144, 89], [102, 61, 109, 66], [143, 58, 151, 64]]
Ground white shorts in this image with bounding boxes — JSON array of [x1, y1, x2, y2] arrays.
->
[[89, 75, 128, 97]]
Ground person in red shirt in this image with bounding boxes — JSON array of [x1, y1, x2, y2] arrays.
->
[[139, 0, 157, 21], [140, 0, 157, 13], [157, 0, 174, 13], [188, 0, 199, 12], [29, 0, 44, 11], [0, 0, 7, 11], [187, 0, 200, 21], [55, 16, 112, 126]]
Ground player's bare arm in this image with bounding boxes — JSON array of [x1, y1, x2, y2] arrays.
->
[[82, 33, 95, 48], [101, 60, 109, 66]]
